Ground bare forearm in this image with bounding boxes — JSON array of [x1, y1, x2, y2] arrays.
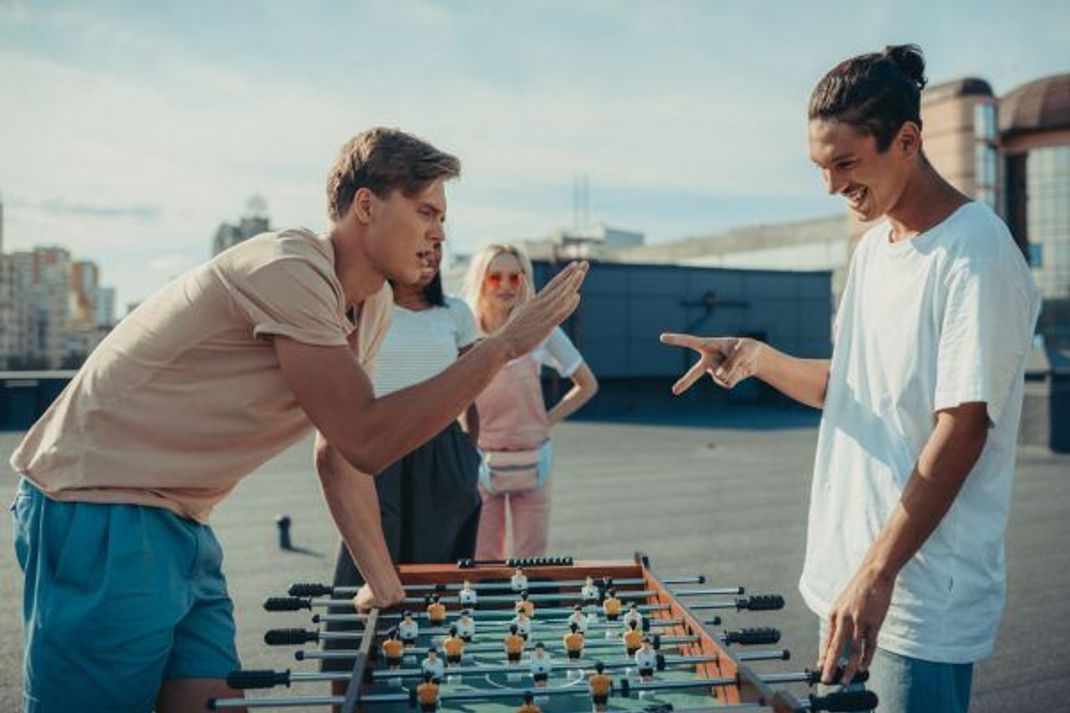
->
[[316, 438, 400, 596], [339, 336, 509, 473], [860, 407, 988, 581], [754, 344, 830, 408]]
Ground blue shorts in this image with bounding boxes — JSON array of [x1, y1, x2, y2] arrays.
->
[[11, 478, 240, 713]]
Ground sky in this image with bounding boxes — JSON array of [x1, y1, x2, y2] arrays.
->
[[1, 0, 1067, 308]]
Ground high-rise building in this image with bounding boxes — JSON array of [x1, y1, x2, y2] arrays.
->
[[212, 195, 272, 256]]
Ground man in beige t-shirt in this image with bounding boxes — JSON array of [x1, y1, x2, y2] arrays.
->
[[10, 128, 588, 712]]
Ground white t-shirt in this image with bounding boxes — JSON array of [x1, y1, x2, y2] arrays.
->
[[373, 296, 479, 397], [799, 202, 1041, 663]]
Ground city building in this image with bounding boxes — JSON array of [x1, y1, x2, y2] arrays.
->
[[523, 224, 645, 261], [212, 195, 272, 256]]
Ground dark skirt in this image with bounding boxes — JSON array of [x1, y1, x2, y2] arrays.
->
[[323, 422, 481, 670]]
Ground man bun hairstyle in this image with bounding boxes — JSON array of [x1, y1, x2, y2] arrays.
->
[[327, 127, 461, 222], [808, 44, 928, 152]]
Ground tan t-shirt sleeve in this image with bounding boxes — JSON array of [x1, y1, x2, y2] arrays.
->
[[230, 256, 350, 347]]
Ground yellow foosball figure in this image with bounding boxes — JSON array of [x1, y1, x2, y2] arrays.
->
[[443, 626, 466, 666], [623, 619, 643, 657], [381, 629, 404, 670], [563, 622, 585, 661], [602, 590, 622, 621], [426, 594, 447, 627], [588, 661, 612, 713], [515, 591, 535, 618], [504, 624, 525, 665], [517, 690, 542, 713], [417, 672, 440, 713]]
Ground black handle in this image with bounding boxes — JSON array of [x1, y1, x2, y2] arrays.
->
[[810, 690, 879, 712], [704, 616, 723, 627], [725, 627, 781, 645], [805, 668, 871, 686], [264, 628, 318, 646], [264, 597, 311, 612], [226, 669, 291, 689], [739, 594, 784, 611], [289, 582, 333, 597]]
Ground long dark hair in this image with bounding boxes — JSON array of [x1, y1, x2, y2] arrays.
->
[[423, 272, 446, 307], [389, 271, 446, 308], [809, 44, 928, 152]]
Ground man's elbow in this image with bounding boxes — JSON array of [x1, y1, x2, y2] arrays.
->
[[315, 439, 382, 478]]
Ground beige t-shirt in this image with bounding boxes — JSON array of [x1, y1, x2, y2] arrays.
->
[[10, 228, 392, 523]]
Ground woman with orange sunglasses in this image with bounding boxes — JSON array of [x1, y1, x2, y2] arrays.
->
[[463, 244, 598, 558]]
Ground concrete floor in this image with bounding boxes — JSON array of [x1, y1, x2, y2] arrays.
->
[[1, 411, 1068, 711]]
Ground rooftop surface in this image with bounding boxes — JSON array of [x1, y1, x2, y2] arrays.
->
[[2, 410, 1067, 711]]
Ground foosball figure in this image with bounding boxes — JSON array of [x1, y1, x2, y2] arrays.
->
[[398, 610, 419, 645], [529, 641, 552, 686], [505, 623, 525, 682], [581, 576, 599, 603], [515, 591, 535, 618], [622, 601, 643, 630], [456, 609, 476, 642], [511, 609, 533, 640], [602, 589, 622, 621], [567, 604, 589, 634], [422, 647, 445, 683], [588, 661, 612, 713], [563, 621, 585, 678], [426, 594, 447, 628], [623, 619, 643, 657], [459, 579, 478, 607], [381, 628, 404, 685], [417, 671, 440, 713], [517, 691, 542, 713], [443, 626, 466, 666], [634, 637, 658, 683], [511, 567, 529, 592]]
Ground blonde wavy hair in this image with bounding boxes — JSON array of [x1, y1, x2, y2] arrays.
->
[[462, 244, 536, 329]]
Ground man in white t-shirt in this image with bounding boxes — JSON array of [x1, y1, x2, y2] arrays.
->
[[662, 45, 1039, 713]]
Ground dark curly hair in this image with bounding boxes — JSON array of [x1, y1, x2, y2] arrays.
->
[[809, 44, 928, 152]]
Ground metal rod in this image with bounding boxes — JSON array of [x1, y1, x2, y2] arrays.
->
[[394, 589, 661, 607], [370, 603, 672, 620], [317, 574, 706, 596]]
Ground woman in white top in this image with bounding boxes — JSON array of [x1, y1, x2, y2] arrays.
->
[[325, 243, 482, 672], [463, 244, 598, 559]]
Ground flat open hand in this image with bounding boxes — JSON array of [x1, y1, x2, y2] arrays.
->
[[817, 566, 894, 685], [659, 333, 762, 394], [498, 261, 588, 359]]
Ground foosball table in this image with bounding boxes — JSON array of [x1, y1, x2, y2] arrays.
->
[[208, 554, 876, 712]]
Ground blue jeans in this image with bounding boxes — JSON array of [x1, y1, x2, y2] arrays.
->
[[819, 621, 974, 713], [11, 479, 239, 713]]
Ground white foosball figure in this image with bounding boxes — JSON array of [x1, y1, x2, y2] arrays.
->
[[511, 567, 529, 592], [399, 610, 420, 664], [455, 609, 476, 642], [459, 579, 478, 607], [422, 648, 445, 683], [622, 602, 643, 631], [529, 642, 553, 704], [634, 637, 658, 698], [581, 576, 599, 603], [398, 611, 420, 645], [567, 604, 589, 634], [511, 611, 533, 639]]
